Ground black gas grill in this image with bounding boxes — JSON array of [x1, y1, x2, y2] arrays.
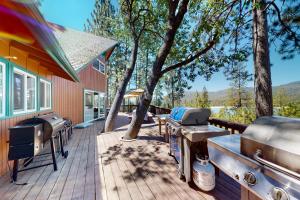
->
[[8, 113, 69, 181]]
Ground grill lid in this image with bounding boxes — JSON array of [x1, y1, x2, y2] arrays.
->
[[241, 116, 300, 174], [19, 113, 65, 142], [169, 107, 211, 125]]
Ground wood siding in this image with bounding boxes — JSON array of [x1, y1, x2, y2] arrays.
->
[[0, 39, 107, 176], [78, 63, 106, 92]]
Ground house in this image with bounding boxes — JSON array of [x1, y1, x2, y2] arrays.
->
[[0, 1, 117, 176]]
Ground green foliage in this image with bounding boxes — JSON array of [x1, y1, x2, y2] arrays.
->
[[213, 107, 256, 124], [153, 80, 164, 107], [272, 88, 300, 118], [84, 0, 117, 37], [224, 63, 253, 108], [183, 87, 210, 108], [273, 88, 290, 107], [277, 102, 300, 118], [85, 0, 300, 114], [268, 0, 300, 60]]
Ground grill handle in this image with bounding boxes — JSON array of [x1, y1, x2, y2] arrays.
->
[[254, 149, 300, 180]]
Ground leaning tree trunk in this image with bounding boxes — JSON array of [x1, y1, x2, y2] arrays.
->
[[122, 0, 189, 139], [123, 27, 182, 140], [105, 41, 139, 132], [124, 75, 160, 139], [253, 0, 273, 117]]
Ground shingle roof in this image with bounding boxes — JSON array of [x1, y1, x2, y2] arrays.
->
[[50, 23, 117, 71]]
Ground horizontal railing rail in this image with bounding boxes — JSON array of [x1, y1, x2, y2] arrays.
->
[[120, 105, 138, 113], [122, 105, 247, 134], [208, 118, 247, 134], [149, 105, 172, 115]]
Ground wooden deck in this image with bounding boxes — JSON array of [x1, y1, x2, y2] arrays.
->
[[0, 115, 240, 200]]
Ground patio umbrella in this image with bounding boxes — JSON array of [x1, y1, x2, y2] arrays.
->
[[127, 88, 144, 96], [124, 94, 140, 98]]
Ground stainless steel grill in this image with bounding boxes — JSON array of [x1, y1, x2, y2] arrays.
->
[[241, 116, 300, 176], [166, 107, 229, 182], [208, 116, 300, 200]]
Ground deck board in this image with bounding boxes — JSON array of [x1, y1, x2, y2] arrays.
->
[[0, 115, 241, 200]]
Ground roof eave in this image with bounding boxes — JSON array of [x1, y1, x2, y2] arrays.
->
[[23, 3, 80, 82], [75, 42, 118, 73]]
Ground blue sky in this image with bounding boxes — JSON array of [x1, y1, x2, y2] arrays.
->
[[40, 0, 300, 92]]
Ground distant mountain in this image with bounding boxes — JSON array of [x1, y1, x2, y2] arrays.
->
[[183, 81, 300, 105]]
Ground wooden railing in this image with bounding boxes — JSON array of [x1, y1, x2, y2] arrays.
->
[[149, 105, 247, 134], [120, 104, 172, 114], [123, 105, 248, 133], [208, 118, 247, 134], [120, 105, 138, 113], [149, 105, 172, 115]]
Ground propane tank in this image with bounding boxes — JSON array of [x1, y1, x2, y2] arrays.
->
[[192, 155, 215, 191]]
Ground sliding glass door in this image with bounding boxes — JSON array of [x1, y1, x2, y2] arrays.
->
[[84, 90, 105, 122]]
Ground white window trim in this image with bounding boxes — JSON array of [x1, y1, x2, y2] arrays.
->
[[0, 62, 5, 117], [40, 79, 52, 111], [13, 68, 37, 115], [92, 59, 106, 74]]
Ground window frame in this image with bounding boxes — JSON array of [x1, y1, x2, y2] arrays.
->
[[92, 59, 105, 74], [39, 78, 52, 111], [13, 67, 37, 115], [0, 61, 6, 117]]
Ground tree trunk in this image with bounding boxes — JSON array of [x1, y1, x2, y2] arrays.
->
[[105, 40, 139, 132], [253, 0, 273, 117], [123, 25, 183, 140], [122, 0, 189, 139], [171, 76, 175, 108], [124, 75, 159, 139]]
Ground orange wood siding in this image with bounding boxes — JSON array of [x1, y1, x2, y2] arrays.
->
[[52, 76, 84, 125], [78, 64, 106, 92], [0, 39, 107, 176]]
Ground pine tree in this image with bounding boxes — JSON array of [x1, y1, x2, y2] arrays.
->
[[224, 63, 252, 108]]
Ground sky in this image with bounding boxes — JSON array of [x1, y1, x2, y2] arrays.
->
[[40, 0, 300, 92]]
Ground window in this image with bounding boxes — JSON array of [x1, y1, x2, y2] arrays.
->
[[92, 59, 105, 74], [13, 68, 37, 114], [27, 75, 36, 111], [40, 79, 51, 110], [0, 62, 5, 117]]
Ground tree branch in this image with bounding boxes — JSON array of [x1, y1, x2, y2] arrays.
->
[[160, 35, 218, 76], [168, 0, 179, 22], [144, 28, 164, 40], [268, 1, 300, 43]]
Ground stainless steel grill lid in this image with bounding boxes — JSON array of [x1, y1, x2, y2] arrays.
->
[[169, 107, 211, 125], [241, 116, 300, 174]]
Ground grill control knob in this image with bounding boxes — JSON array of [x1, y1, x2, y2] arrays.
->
[[243, 172, 256, 186], [270, 187, 289, 200]]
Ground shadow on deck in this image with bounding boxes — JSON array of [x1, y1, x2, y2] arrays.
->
[[0, 114, 240, 200]]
